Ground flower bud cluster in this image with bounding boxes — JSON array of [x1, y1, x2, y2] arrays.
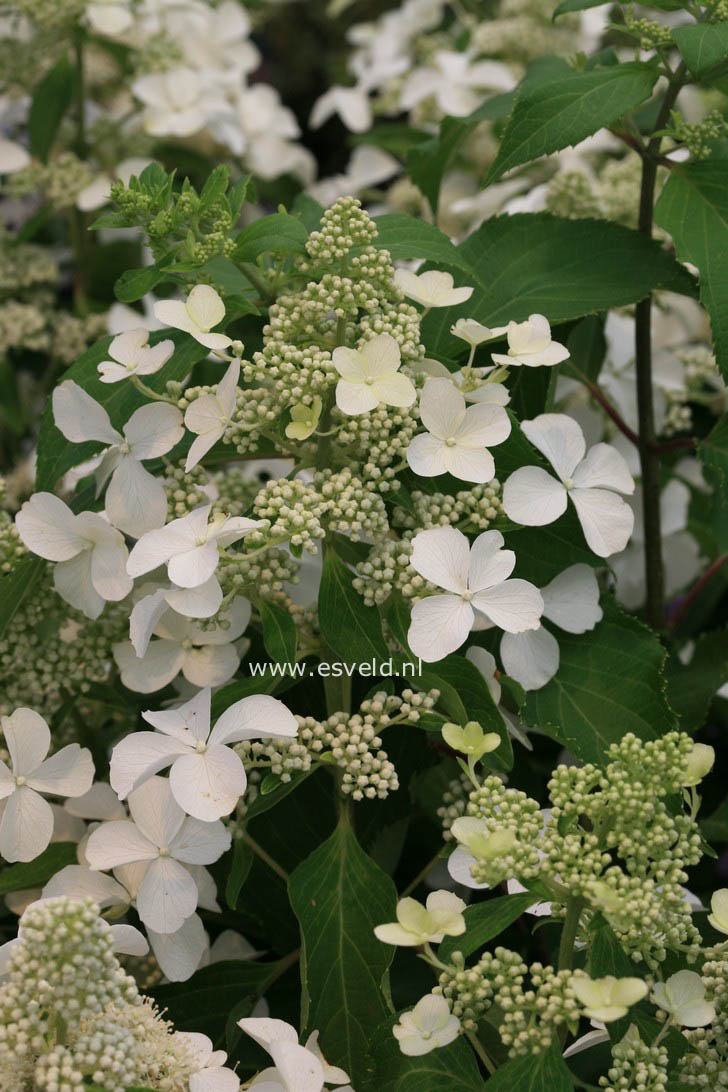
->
[[437, 773, 471, 840], [354, 533, 435, 607], [462, 776, 543, 886], [499, 964, 581, 1056], [435, 947, 527, 1030], [395, 483, 504, 531], [7, 153, 93, 208], [333, 401, 419, 494], [680, 957, 728, 1087], [602, 1027, 669, 1092], [297, 706, 400, 801]]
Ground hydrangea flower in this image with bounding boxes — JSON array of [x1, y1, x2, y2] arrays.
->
[[96, 327, 174, 383], [499, 564, 603, 691], [175, 1032, 240, 1092], [708, 889, 728, 934], [132, 68, 229, 141], [394, 269, 473, 310], [502, 414, 635, 557], [400, 49, 514, 116], [392, 995, 460, 1057], [86, 0, 133, 36], [571, 974, 648, 1022], [406, 376, 510, 483], [332, 333, 416, 416], [154, 285, 232, 351], [16, 493, 132, 619], [651, 970, 715, 1027], [0, 708, 94, 862], [374, 891, 466, 947], [85, 776, 230, 934], [414, 357, 510, 405], [109, 685, 297, 820], [407, 527, 543, 662], [238, 1017, 351, 1092], [490, 314, 570, 369], [184, 359, 240, 472], [52, 380, 184, 537]]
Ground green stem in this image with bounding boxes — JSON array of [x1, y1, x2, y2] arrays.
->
[[238, 261, 275, 305], [465, 1029, 496, 1075], [400, 847, 444, 898], [558, 896, 584, 973], [131, 375, 178, 404], [634, 61, 688, 630], [241, 830, 290, 883]]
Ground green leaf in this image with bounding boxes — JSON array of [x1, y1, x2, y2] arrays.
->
[[554, 0, 681, 12], [589, 914, 638, 978], [523, 597, 676, 765], [672, 22, 728, 82], [36, 330, 206, 490], [245, 770, 312, 822], [199, 164, 231, 210], [318, 549, 390, 665], [260, 598, 298, 665], [0, 842, 77, 892], [234, 212, 309, 261], [373, 1019, 486, 1091], [29, 56, 75, 162], [422, 214, 695, 359], [225, 838, 254, 910], [655, 158, 728, 380], [114, 265, 164, 303], [374, 214, 476, 275], [481, 1041, 574, 1091], [439, 893, 537, 961], [486, 64, 658, 185], [288, 813, 397, 1087], [699, 412, 728, 497], [197, 257, 259, 308], [665, 628, 728, 730], [0, 557, 46, 641]]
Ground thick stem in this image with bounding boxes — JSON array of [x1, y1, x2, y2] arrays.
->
[[241, 830, 290, 883], [465, 1029, 496, 1075], [558, 896, 583, 973], [634, 63, 687, 630]]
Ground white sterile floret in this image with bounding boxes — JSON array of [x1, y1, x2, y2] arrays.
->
[[86, 0, 133, 36], [0, 708, 94, 862], [310, 84, 372, 134], [414, 358, 510, 406], [333, 333, 416, 416], [374, 890, 466, 947], [110, 685, 297, 820], [52, 380, 184, 537], [97, 327, 174, 383], [502, 413, 635, 557], [175, 1031, 240, 1092], [0, 137, 31, 173], [155, 284, 232, 351], [651, 970, 715, 1028], [681, 742, 715, 787], [114, 597, 251, 693], [85, 775, 230, 934], [708, 888, 728, 935], [238, 1016, 351, 1092], [450, 318, 499, 348], [407, 527, 543, 662], [499, 564, 603, 691], [132, 68, 229, 140], [15, 492, 133, 618], [406, 377, 510, 483], [394, 269, 473, 310], [127, 503, 261, 589], [392, 995, 461, 1057], [571, 974, 648, 1022], [490, 314, 570, 368], [185, 359, 240, 471]]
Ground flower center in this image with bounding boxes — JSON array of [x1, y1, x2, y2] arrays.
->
[[563, 478, 574, 490], [365, 376, 375, 386], [445, 437, 457, 447], [462, 590, 474, 602], [158, 846, 171, 857], [181, 638, 194, 650], [195, 740, 207, 753], [15, 775, 26, 787], [421, 1030, 432, 1040]]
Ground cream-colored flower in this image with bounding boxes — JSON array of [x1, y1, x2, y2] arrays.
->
[[571, 974, 648, 1023], [374, 890, 466, 947]]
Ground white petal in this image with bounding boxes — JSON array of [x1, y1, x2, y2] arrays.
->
[[15, 493, 84, 561], [130, 589, 169, 657], [85, 820, 157, 869], [155, 299, 202, 337], [135, 337, 175, 376], [55, 552, 105, 619], [408, 594, 474, 662], [42, 864, 130, 908], [109, 328, 150, 367], [169, 748, 246, 821], [186, 285, 226, 332], [114, 639, 186, 693], [269, 1041, 325, 1092], [1, 708, 50, 775], [447, 846, 488, 889], [110, 732, 190, 799], [52, 381, 121, 445], [137, 855, 198, 933], [90, 536, 133, 601], [127, 507, 208, 577], [237, 1016, 298, 1050], [541, 564, 602, 633], [572, 443, 635, 495], [182, 644, 240, 688], [143, 687, 212, 742], [410, 527, 470, 594], [570, 488, 635, 558], [190, 1067, 240, 1092], [406, 433, 447, 477], [124, 402, 184, 460], [110, 923, 149, 956], [456, 402, 511, 449], [0, 138, 30, 173], [467, 530, 510, 592], [148, 913, 208, 981], [170, 814, 231, 864], [500, 627, 559, 690], [0, 788, 54, 862], [165, 577, 223, 619], [106, 457, 169, 538], [371, 372, 416, 409], [210, 694, 298, 747], [502, 467, 567, 526], [419, 377, 465, 438], [26, 744, 94, 797], [442, 445, 495, 484], [184, 597, 251, 645], [185, 430, 224, 473], [335, 378, 378, 416], [168, 541, 220, 588], [472, 579, 544, 634], [522, 414, 585, 481], [128, 776, 185, 847]]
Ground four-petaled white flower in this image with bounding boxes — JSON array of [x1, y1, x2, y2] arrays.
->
[[85, 776, 230, 933], [114, 597, 251, 693], [132, 68, 229, 140], [414, 357, 510, 406], [502, 414, 635, 557], [309, 84, 372, 134], [394, 269, 473, 310], [97, 328, 174, 384], [86, 0, 133, 36], [16, 492, 133, 619], [406, 377, 510, 483], [400, 49, 514, 116], [708, 888, 728, 935], [499, 564, 603, 691], [185, 359, 240, 471], [651, 970, 715, 1028], [110, 685, 297, 820], [571, 974, 648, 1023], [127, 503, 261, 589], [174, 1032, 240, 1092], [155, 285, 232, 352], [239, 1016, 351, 1092], [490, 314, 570, 369], [52, 380, 184, 537], [333, 333, 416, 416], [0, 708, 94, 862], [407, 527, 543, 663], [393, 995, 461, 1057], [374, 890, 466, 947], [450, 318, 498, 348]]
